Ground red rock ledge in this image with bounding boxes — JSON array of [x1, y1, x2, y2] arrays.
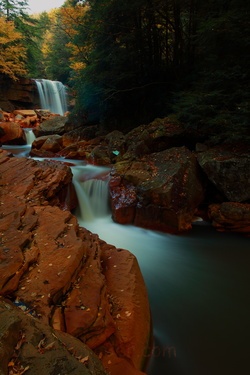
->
[[0, 149, 151, 375]]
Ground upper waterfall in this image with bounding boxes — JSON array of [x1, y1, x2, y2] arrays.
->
[[35, 79, 68, 116]]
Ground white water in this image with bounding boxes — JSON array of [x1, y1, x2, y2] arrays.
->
[[35, 79, 68, 115], [1, 129, 36, 157], [72, 165, 110, 221], [72, 164, 250, 375], [24, 128, 36, 145]]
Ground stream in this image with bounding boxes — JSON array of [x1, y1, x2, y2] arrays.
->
[[1, 139, 250, 375], [71, 166, 250, 375]]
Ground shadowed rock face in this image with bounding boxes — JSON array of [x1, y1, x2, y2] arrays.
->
[[197, 143, 250, 202], [0, 150, 151, 375], [0, 299, 108, 375], [33, 116, 68, 137], [110, 147, 205, 233], [208, 202, 250, 234]]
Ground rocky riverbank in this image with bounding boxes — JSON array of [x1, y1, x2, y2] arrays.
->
[[0, 149, 151, 375], [1, 110, 249, 234], [0, 105, 249, 374]]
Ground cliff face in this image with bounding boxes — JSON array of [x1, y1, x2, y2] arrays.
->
[[0, 75, 39, 112]]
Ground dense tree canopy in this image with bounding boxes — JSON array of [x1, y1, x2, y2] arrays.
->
[[59, 0, 249, 131], [0, 0, 39, 79], [0, 0, 249, 135], [0, 0, 28, 19]]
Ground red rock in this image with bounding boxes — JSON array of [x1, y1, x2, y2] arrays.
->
[[13, 109, 37, 117], [100, 243, 151, 372], [110, 147, 205, 233], [110, 182, 137, 224], [0, 122, 26, 145], [0, 149, 151, 375]]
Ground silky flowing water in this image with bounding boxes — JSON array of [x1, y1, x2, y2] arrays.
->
[[72, 165, 250, 375], [35, 79, 68, 115], [1, 136, 250, 375]]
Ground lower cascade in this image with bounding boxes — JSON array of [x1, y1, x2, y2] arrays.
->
[[72, 163, 250, 375], [24, 128, 36, 145], [35, 78, 68, 115], [0, 144, 249, 375], [72, 165, 110, 221]]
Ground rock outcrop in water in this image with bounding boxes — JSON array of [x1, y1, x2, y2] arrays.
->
[[1, 109, 250, 234], [197, 143, 250, 202], [28, 116, 250, 234], [0, 150, 151, 375], [110, 147, 204, 233]]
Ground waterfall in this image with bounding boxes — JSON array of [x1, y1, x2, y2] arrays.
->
[[24, 128, 36, 145], [72, 165, 110, 221], [35, 79, 68, 115]]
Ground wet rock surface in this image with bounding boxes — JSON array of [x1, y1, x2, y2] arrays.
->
[[1, 108, 249, 234], [0, 150, 151, 375]]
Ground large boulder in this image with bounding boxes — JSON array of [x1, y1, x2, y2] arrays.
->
[[122, 117, 186, 160], [31, 117, 185, 165], [0, 150, 151, 375], [197, 143, 250, 202], [33, 115, 68, 137], [0, 299, 108, 375], [109, 146, 205, 233], [30, 134, 64, 156], [208, 202, 250, 234], [0, 121, 26, 145]]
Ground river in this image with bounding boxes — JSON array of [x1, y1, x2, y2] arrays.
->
[[2, 142, 250, 375], [72, 166, 250, 375]]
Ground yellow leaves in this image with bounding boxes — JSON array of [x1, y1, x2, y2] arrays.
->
[[60, 5, 87, 37], [0, 19, 22, 44], [0, 16, 27, 80], [70, 61, 86, 72]]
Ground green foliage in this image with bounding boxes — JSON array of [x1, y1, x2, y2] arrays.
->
[[41, 11, 72, 83], [70, 0, 179, 128], [0, 0, 29, 19], [0, 0, 42, 79], [171, 0, 250, 140], [2, 0, 247, 139]]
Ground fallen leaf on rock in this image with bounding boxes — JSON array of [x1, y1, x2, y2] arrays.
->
[[79, 356, 89, 364], [15, 332, 26, 350]]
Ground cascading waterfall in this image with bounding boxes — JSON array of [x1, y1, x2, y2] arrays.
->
[[72, 163, 250, 375], [0, 145, 248, 375], [72, 165, 110, 221], [35, 79, 68, 115], [24, 128, 36, 145], [1, 128, 36, 157]]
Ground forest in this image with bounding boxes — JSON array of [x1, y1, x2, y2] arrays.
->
[[0, 0, 249, 136]]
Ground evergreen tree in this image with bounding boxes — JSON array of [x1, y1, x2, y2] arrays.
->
[[0, 0, 28, 19], [173, 0, 250, 138]]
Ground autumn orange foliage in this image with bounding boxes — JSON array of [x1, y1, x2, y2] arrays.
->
[[0, 16, 27, 80]]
